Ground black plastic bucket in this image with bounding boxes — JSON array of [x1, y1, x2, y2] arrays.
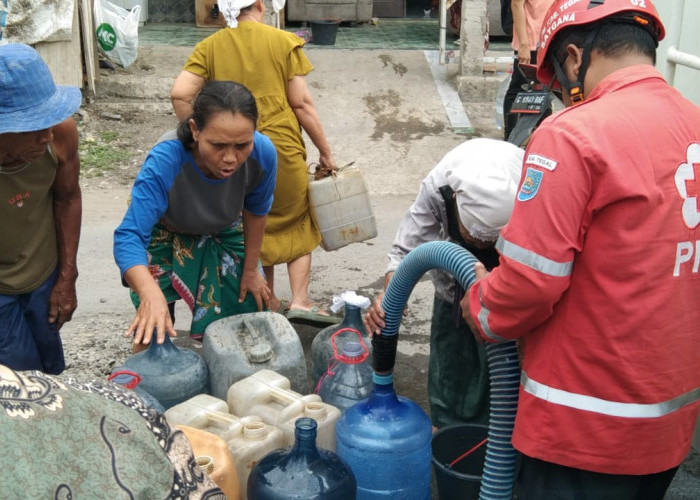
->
[[310, 19, 340, 45], [431, 424, 488, 500]]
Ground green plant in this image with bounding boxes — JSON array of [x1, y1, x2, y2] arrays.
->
[[79, 130, 131, 178]]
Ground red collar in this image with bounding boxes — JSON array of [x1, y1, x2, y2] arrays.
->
[[587, 65, 665, 102]]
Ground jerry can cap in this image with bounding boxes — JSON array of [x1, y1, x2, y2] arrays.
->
[[249, 342, 274, 363]]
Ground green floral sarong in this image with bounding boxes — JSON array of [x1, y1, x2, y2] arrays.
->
[[132, 222, 263, 338]]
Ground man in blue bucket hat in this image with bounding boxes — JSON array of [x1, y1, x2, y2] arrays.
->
[[0, 44, 83, 374]]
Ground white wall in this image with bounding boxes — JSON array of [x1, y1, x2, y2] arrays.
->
[[655, 0, 700, 106]]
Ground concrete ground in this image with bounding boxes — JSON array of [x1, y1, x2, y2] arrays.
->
[[75, 45, 699, 498]]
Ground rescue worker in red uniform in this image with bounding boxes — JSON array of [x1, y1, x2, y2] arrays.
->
[[461, 0, 700, 497]]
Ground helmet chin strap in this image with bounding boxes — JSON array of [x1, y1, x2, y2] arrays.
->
[[551, 57, 584, 104], [550, 27, 599, 105]]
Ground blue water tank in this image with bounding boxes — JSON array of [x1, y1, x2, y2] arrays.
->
[[120, 334, 209, 410], [336, 372, 432, 499], [248, 417, 356, 499]]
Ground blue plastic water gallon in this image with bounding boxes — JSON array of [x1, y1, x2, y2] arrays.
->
[[311, 303, 373, 388], [247, 417, 356, 500], [119, 334, 209, 410], [336, 372, 432, 499], [315, 330, 373, 414]]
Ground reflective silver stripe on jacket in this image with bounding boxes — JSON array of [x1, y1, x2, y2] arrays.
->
[[476, 288, 509, 343], [522, 371, 700, 418], [496, 237, 574, 277]]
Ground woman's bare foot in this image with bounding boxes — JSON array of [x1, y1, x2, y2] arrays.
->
[[287, 303, 330, 316]]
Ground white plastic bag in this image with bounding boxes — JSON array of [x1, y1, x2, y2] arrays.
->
[[93, 0, 140, 68]]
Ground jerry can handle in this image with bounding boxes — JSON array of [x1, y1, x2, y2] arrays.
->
[[308, 161, 355, 181]]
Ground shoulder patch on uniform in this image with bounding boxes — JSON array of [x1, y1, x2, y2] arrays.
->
[[518, 168, 544, 202], [526, 154, 557, 171]]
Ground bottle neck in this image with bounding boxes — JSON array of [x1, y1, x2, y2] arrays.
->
[[146, 332, 177, 358], [290, 418, 321, 460], [338, 341, 366, 364], [370, 372, 400, 402], [341, 305, 367, 335]]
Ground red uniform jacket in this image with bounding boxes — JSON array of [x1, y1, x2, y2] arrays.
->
[[469, 65, 700, 474]]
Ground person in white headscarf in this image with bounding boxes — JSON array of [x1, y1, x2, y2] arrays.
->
[[170, 0, 339, 328], [217, 0, 285, 28], [364, 138, 524, 428]]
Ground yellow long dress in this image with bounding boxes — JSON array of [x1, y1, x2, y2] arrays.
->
[[183, 22, 321, 265]]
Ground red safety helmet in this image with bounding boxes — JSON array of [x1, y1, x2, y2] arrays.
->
[[535, 0, 665, 88]]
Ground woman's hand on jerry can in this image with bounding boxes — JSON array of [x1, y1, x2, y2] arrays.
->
[[240, 268, 271, 311], [127, 285, 176, 346]]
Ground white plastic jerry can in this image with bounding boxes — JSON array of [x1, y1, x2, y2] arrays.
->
[[227, 369, 341, 451], [308, 165, 378, 251], [164, 394, 285, 500]]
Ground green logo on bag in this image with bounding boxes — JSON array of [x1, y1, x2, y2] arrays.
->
[[96, 23, 117, 51]]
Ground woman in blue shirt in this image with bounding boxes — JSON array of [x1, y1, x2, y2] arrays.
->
[[114, 81, 277, 348]]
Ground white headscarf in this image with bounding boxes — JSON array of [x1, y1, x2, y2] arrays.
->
[[218, 0, 287, 27], [218, 0, 256, 27], [444, 138, 524, 243]]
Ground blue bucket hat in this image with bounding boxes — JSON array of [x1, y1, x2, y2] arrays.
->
[[0, 44, 82, 134]]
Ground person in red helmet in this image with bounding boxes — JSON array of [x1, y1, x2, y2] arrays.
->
[[461, 0, 700, 497]]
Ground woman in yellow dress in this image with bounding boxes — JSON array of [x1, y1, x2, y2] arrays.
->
[[171, 0, 338, 326]]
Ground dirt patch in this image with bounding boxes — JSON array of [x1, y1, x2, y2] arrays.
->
[[76, 103, 178, 188], [98, 46, 193, 79], [378, 54, 408, 77], [73, 47, 194, 187]]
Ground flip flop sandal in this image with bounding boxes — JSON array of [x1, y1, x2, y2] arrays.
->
[[266, 299, 289, 314], [285, 305, 340, 327], [273, 299, 290, 314]]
